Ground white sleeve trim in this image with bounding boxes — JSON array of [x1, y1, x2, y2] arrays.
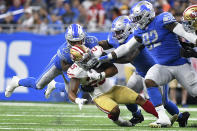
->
[[173, 23, 197, 44]]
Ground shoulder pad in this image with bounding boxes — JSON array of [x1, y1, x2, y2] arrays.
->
[[67, 63, 86, 78], [91, 46, 103, 57], [85, 36, 98, 49], [158, 12, 176, 25]]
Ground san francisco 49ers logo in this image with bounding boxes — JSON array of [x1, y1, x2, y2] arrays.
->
[[190, 10, 197, 18]]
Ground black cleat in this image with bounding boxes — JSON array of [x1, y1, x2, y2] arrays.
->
[[129, 113, 144, 125], [177, 112, 190, 127]]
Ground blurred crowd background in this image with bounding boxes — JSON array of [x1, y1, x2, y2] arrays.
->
[[0, 0, 196, 34]]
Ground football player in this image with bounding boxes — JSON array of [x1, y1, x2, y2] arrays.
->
[[67, 44, 159, 127], [5, 24, 98, 97], [98, 15, 189, 127], [181, 5, 197, 58], [99, 1, 196, 127]]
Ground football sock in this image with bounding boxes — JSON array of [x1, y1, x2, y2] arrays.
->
[[19, 77, 37, 89], [178, 113, 183, 119], [163, 84, 179, 115], [164, 100, 179, 116], [141, 100, 158, 118], [147, 87, 162, 106], [125, 104, 141, 116]]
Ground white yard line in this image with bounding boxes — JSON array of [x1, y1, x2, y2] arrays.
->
[[0, 102, 197, 112], [0, 128, 125, 131], [0, 113, 197, 121]]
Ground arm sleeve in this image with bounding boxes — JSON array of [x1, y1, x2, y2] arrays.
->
[[173, 23, 197, 45], [108, 37, 139, 59]]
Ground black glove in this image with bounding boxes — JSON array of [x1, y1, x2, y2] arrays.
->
[[180, 47, 197, 58], [180, 41, 195, 49]]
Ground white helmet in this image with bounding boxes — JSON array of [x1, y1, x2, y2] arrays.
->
[[129, 1, 155, 29], [111, 15, 133, 43], [65, 24, 86, 46]]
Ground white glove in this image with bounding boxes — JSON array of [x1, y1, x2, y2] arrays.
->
[[87, 69, 105, 80], [75, 98, 87, 110]]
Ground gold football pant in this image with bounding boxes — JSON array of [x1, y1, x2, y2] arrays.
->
[[93, 85, 139, 114]]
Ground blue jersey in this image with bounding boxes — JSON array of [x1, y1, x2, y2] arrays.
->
[[134, 12, 188, 66], [57, 36, 98, 64], [108, 32, 156, 77]]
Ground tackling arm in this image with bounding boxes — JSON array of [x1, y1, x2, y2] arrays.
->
[[99, 37, 140, 62], [165, 22, 197, 46]]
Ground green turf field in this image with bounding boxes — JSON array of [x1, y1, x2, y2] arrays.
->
[[0, 102, 197, 131]]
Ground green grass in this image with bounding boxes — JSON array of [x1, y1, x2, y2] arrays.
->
[[0, 102, 197, 131]]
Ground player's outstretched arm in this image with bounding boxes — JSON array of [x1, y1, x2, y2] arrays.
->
[[68, 78, 80, 102], [68, 78, 87, 110], [165, 22, 197, 46], [99, 37, 140, 62]]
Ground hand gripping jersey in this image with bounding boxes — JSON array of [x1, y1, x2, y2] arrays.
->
[[134, 12, 188, 66], [108, 32, 156, 77], [57, 35, 99, 65], [67, 46, 114, 99]]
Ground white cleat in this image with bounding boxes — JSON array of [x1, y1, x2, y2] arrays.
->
[[5, 76, 20, 97], [149, 116, 172, 128], [149, 105, 171, 128], [114, 117, 134, 127], [119, 120, 134, 127], [45, 80, 56, 99]]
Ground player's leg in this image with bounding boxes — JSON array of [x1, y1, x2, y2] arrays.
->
[[162, 84, 180, 126], [45, 79, 66, 99], [145, 64, 172, 127], [5, 54, 62, 97], [163, 84, 190, 127], [175, 63, 197, 97], [110, 85, 158, 118], [93, 95, 133, 127], [173, 63, 196, 127], [169, 79, 178, 104], [126, 71, 144, 125]]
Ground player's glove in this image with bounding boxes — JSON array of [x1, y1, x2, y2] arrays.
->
[[75, 98, 87, 110], [86, 57, 100, 69], [180, 47, 197, 58], [87, 69, 105, 80], [180, 41, 195, 49]]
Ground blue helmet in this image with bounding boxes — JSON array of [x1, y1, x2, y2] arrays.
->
[[111, 15, 133, 43], [65, 24, 86, 46], [129, 1, 155, 29]]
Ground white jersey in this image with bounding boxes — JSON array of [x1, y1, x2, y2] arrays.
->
[[67, 46, 114, 99]]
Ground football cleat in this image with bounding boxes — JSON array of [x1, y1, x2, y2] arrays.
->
[[149, 114, 171, 128], [149, 117, 172, 128], [5, 76, 20, 97], [150, 105, 171, 128], [119, 120, 134, 127], [129, 111, 144, 125], [45, 80, 56, 99], [177, 112, 190, 127], [114, 120, 134, 127]]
